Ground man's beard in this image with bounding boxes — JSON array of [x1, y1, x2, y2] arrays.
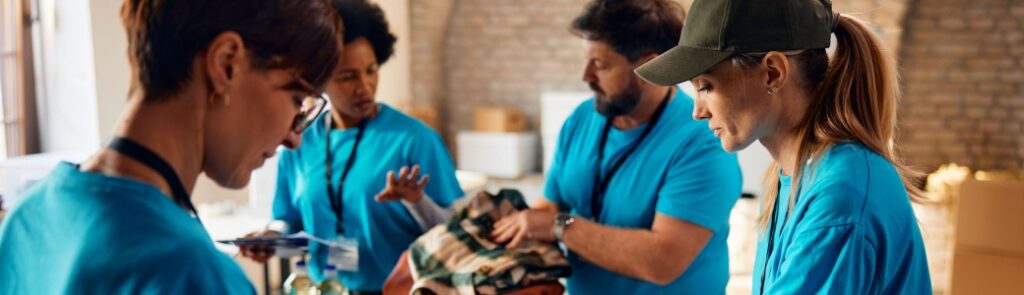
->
[[591, 77, 643, 118]]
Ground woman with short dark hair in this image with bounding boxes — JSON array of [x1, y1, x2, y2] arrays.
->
[[0, 0, 341, 293]]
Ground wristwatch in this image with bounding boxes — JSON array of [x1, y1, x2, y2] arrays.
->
[[554, 213, 576, 241]]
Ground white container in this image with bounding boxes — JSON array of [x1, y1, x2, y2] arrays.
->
[[540, 91, 590, 175], [542, 137, 559, 177], [456, 131, 538, 179], [0, 151, 91, 209]]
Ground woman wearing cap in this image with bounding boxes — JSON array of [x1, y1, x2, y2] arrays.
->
[[637, 0, 931, 293], [0, 0, 341, 293], [238, 0, 463, 293]]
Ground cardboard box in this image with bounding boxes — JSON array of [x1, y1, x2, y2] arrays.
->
[[954, 180, 1024, 254], [950, 251, 1024, 295], [949, 179, 1024, 294], [473, 108, 527, 132]]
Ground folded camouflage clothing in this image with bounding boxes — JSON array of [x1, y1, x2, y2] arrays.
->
[[407, 189, 571, 294]]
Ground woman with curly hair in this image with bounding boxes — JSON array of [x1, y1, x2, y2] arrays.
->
[[239, 0, 463, 293]]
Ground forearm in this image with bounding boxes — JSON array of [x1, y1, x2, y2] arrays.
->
[[402, 194, 454, 230], [532, 199, 559, 212], [561, 218, 704, 285]]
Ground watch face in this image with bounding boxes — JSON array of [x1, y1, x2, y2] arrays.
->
[[557, 214, 573, 225]]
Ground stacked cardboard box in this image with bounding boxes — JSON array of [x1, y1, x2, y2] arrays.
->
[[472, 107, 526, 132], [950, 179, 1024, 294], [457, 107, 536, 179]]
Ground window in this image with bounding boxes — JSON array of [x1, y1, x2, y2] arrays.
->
[[0, 0, 40, 159]]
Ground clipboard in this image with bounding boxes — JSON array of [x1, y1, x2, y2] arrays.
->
[[216, 232, 349, 252], [216, 236, 309, 248]]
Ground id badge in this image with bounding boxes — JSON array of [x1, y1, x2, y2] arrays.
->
[[328, 236, 359, 271]]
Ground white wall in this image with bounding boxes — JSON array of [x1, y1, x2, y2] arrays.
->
[[373, 0, 412, 106], [88, 0, 130, 146], [33, 0, 129, 153], [36, 0, 102, 153]]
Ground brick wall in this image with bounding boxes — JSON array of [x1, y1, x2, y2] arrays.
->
[[831, 1, 910, 53], [900, 0, 1024, 171], [409, 0, 455, 114], [413, 0, 591, 143], [411, 0, 1022, 172]]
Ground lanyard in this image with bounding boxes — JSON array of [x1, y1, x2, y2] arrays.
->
[[760, 175, 798, 294], [590, 88, 672, 222], [107, 137, 201, 225], [325, 114, 367, 234], [760, 194, 781, 294]]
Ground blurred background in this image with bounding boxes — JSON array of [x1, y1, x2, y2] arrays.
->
[[1, 0, 1022, 294]]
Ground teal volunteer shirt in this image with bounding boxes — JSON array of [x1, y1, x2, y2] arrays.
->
[[0, 163, 254, 294], [753, 142, 932, 294], [545, 88, 743, 294], [273, 103, 463, 291]]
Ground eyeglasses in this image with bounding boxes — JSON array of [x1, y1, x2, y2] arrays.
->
[[292, 94, 326, 133], [292, 75, 328, 133]]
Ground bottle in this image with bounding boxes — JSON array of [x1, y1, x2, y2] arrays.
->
[[283, 260, 316, 295], [318, 264, 348, 295]]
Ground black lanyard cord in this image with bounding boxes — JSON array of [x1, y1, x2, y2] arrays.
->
[[325, 114, 368, 234], [590, 88, 673, 222], [760, 179, 797, 294], [107, 137, 201, 224], [760, 194, 780, 294]]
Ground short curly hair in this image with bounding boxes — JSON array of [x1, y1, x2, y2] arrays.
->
[[332, 0, 397, 65], [571, 0, 685, 62]]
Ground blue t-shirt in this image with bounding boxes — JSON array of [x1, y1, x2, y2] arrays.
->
[[752, 142, 932, 294], [0, 163, 254, 294], [545, 88, 743, 294], [273, 103, 463, 291]]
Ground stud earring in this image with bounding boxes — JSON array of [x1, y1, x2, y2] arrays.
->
[[208, 92, 230, 106]]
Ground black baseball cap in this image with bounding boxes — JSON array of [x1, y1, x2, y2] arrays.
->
[[636, 0, 837, 85]]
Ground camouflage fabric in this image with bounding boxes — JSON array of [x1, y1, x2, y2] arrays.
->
[[407, 189, 571, 294]]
